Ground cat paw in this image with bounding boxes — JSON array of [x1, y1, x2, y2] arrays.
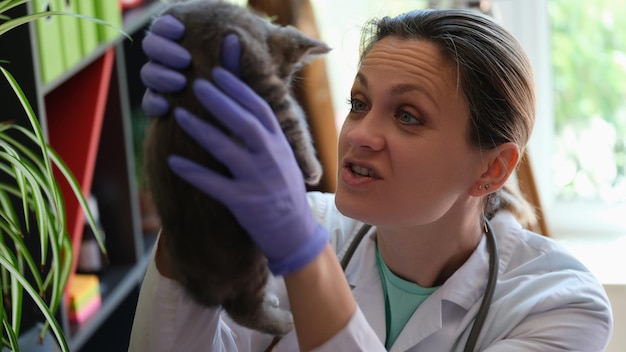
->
[[264, 292, 281, 308], [260, 303, 294, 336], [303, 164, 323, 186]]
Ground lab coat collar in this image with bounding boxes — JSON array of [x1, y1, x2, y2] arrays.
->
[[344, 231, 445, 348], [388, 236, 492, 350], [343, 211, 520, 350], [345, 231, 387, 344], [432, 211, 519, 310]]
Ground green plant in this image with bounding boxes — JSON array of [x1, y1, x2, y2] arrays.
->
[[0, 0, 107, 350]]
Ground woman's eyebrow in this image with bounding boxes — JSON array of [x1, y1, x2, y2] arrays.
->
[[355, 72, 368, 88], [390, 83, 439, 112], [355, 73, 440, 112]]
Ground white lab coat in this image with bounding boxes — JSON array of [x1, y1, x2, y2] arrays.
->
[[129, 192, 613, 351]]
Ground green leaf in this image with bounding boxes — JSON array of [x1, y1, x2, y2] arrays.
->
[[0, 10, 130, 40], [47, 148, 106, 256], [0, 2, 121, 348], [0, 212, 44, 296], [0, 0, 29, 14], [3, 124, 105, 256], [0, 254, 69, 352], [1, 314, 20, 351], [0, 151, 51, 276]]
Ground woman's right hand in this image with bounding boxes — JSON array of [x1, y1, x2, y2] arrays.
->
[[140, 14, 242, 117]]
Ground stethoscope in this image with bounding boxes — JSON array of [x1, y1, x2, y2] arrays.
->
[[340, 217, 499, 352]]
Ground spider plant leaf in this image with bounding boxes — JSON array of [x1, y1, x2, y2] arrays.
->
[[14, 128, 67, 227], [0, 138, 30, 232], [1, 67, 57, 266], [0, 67, 50, 177], [1, 314, 20, 352], [0, 216, 44, 296], [0, 253, 69, 352], [0, 242, 22, 337], [2, 128, 88, 273], [1, 122, 74, 247], [1, 248, 22, 335], [10, 124, 102, 257], [0, 151, 52, 272], [0, 121, 11, 132], [0, 67, 52, 214], [39, 208, 63, 314], [0, 277, 8, 331], [0, 150, 58, 241], [47, 147, 106, 255], [0, 11, 62, 37], [0, 0, 29, 14], [0, 10, 130, 40], [14, 161, 30, 233], [0, 127, 67, 235], [1, 44, 94, 256], [38, 232, 72, 342], [0, 173, 21, 237], [0, 186, 43, 314], [0, 128, 49, 174]]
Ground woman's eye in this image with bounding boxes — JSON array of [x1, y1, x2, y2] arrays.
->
[[396, 110, 422, 125], [348, 98, 368, 112]]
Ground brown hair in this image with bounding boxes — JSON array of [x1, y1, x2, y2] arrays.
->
[[359, 9, 538, 227]]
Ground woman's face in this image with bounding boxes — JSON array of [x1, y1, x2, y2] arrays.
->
[[335, 37, 486, 229]]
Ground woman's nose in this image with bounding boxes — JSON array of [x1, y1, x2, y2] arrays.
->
[[343, 114, 385, 151]]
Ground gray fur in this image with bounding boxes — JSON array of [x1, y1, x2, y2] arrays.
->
[[143, 0, 329, 335]]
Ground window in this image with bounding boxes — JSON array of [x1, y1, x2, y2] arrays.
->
[[548, 0, 626, 204], [497, 0, 626, 282]]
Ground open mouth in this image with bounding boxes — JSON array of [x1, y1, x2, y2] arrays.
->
[[349, 164, 377, 178]]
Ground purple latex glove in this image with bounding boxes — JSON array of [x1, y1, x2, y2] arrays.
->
[[168, 70, 329, 276], [140, 14, 241, 116]]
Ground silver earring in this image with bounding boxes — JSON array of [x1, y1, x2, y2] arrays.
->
[[478, 185, 484, 190], [484, 184, 490, 190]]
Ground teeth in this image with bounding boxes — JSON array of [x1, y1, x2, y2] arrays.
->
[[351, 164, 374, 177]]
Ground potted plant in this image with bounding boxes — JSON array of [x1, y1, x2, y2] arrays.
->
[[0, 1, 107, 350]]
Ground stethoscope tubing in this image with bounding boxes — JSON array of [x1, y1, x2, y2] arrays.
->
[[463, 218, 499, 352]]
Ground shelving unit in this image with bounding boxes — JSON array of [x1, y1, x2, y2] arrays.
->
[[0, 1, 165, 350]]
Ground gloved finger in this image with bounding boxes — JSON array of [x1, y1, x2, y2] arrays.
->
[[142, 90, 170, 117], [174, 107, 251, 174], [191, 79, 270, 152], [221, 34, 241, 77], [142, 33, 191, 69], [212, 67, 281, 134], [168, 155, 239, 204], [150, 14, 185, 40], [141, 62, 187, 92]]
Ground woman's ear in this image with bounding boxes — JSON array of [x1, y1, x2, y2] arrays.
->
[[470, 142, 520, 196]]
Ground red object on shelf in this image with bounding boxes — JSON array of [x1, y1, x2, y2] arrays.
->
[[120, 0, 144, 10], [45, 49, 115, 296]]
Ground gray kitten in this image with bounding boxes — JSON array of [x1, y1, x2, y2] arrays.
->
[[143, 0, 329, 335]]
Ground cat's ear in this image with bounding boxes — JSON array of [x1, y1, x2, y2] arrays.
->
[[268, 25, 331, 77]]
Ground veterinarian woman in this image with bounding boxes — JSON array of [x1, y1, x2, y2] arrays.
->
[[129, 8, 613, 351]]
